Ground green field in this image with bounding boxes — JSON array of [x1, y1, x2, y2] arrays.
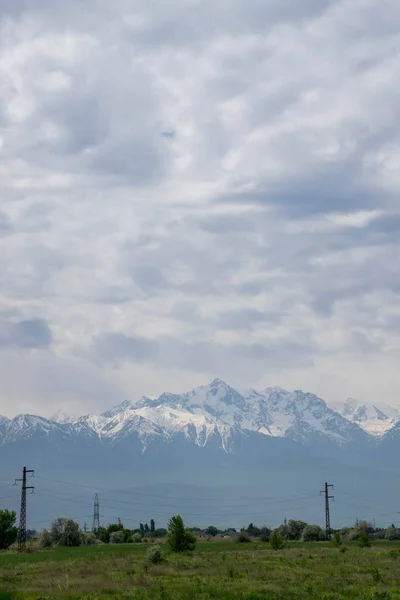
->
[[1, 540, 400, 599]]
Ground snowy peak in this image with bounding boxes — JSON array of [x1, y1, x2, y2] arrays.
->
[[2, 381, 399, 451], [101, 397, 155, 419], [240, 388, 366, 444], [339, 398, 399, 436], [0, 414, 72, 445]]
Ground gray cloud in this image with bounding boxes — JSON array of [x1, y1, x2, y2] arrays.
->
[[92, 333, 158, 364], [0, 0, 400, 414], [0, 319, 52, 349], [91, 331, 315, 376]]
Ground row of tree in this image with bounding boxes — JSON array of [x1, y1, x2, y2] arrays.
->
[[37, 515, 195, 552], [2, 508, 400, 551]]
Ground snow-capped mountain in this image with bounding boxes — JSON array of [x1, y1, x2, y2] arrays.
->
[[0, 379, 376, 452], [0, 414, 73, 446], [338, 398, 400, 436]]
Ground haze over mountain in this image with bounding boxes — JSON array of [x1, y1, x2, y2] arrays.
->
[[2, 380, 400, 531]]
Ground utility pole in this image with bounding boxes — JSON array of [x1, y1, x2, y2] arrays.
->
[[320, 481, 334, 540], [92, 493, 100, 536], [15, 466, 35, 552]]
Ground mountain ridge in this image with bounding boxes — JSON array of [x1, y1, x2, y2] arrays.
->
[[1, 379, 397, 452]]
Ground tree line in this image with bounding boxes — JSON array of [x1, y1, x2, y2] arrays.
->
[[1, 508, 399, 552]]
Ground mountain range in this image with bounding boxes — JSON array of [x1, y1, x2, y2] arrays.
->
[[1, 379, 400, 530]]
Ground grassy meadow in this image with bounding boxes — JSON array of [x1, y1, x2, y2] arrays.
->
[[1, 540, 400, 599]]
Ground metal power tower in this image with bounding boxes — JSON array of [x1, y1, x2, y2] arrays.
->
[[92, 493, 101, 535], [320, 481, 334, 540], [15, 466, 35, 552]]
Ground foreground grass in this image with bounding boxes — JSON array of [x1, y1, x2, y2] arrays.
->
[[1, 541, 400, 599]]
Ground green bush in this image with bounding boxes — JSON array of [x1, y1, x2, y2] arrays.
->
[[332, 531, 342, 547], [50, 518, 81, 547], [237, 531, 251, 543], [131, 533, 142, 543], [109, 530, 125, 544], [259, 527, 271, 542], [270, 530, 286, 550], [37, 528, 52, 549], [81, 532, 97, 546], [385, 526, 400, 540], [146, 544, 163, 564], [301, 524, 325, 542], [358, 532, 371, 548]]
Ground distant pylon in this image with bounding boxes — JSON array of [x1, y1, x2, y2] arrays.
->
[[92, 493, 101, 535], [320, 482, 334, 540], [15, 466, 35, 552]]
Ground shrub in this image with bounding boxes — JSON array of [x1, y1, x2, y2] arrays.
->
[[237, 531, 251, 543], [301, 524, 325, 542], [259, 527, 271, 542], [146, 544, 163, 564], [51, 518, 81, 547], [286, 520, 307, 540], [37, 528, 52, 549], [109, 530, 126, 544], [131, 533, 142, 543], [385, 526, 400, 540], [332, 531, 342, 547], [81, 532, 97, 546], [358, 532, 371, 548], [270, 530, 286, 550], [246, 523, 260, 537], [166, 515, 196, 553]]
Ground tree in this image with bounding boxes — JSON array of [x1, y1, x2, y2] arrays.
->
[[144, 523, 150, 533], [150, 519, 155, 533], [37, 528, 52, 549], [154, 528, 167, 538], [0, 509, 18, 550], [270, 530, 286, 550], [301, 524, 325, 542], [109, 531, 125, 544], [50, 518, 81, 547], [259, 527, 271, 542], [287, 520, 307, 541], [348, 520, 374, 541], [206, 526, 219, 537], [275, 524, 289, 540], [166, 515, 196, 552], [99, 523, 124, 544], [385, 526, 400, 540], [237, 531, 251, 543], [81, 532, 96, 546], [140, 523, 145, 533], [246, 523, 260, 537]]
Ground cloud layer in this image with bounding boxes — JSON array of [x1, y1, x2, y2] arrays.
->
[[1, 0, 400, 416]]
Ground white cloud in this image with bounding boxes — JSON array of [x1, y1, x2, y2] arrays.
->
[[0, 0, 400, 415]]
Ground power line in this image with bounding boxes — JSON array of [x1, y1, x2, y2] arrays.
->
[[35, 484, 318, 510], [34, 476, 317, 505], [33, 488, 318, 519]]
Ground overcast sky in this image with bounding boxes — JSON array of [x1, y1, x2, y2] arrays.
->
[[1, 0, 400, 417]]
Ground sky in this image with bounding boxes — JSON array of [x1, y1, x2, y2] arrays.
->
[[1, 0, 400, 418]]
